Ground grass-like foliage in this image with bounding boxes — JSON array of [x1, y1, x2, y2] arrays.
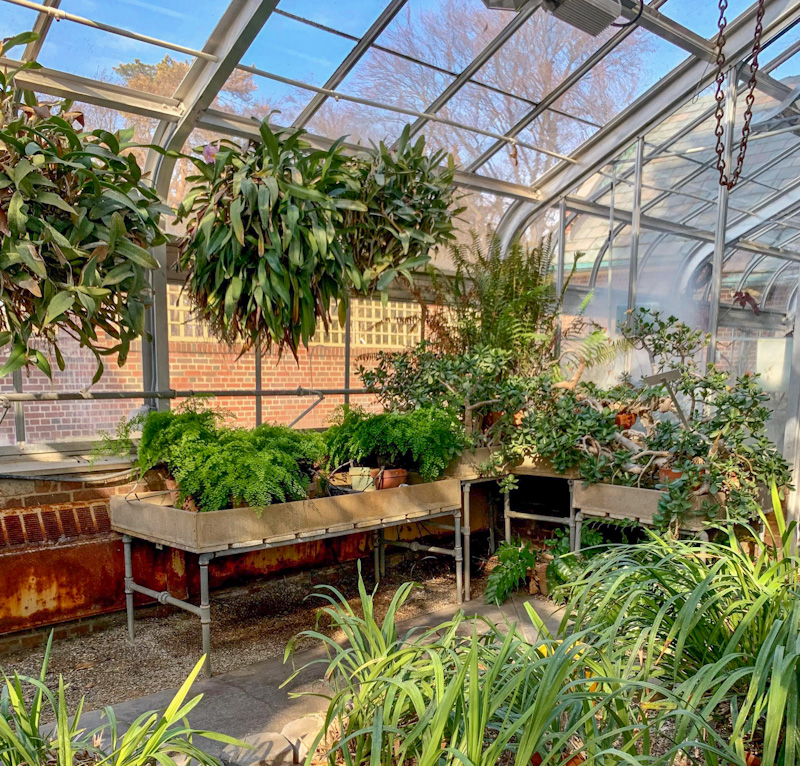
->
[[324, 406, 467, 481], [0, 637, 239, 766], [138, 400, 324, 511], [558, 487, 799, 766], [284, 567, 749, 766]]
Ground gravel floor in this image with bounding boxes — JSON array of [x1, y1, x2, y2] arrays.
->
[[1, 553, 490, 715]]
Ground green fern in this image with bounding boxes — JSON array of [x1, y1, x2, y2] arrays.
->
[[137, 402, 322, 512], [484, 540, 537, 606]]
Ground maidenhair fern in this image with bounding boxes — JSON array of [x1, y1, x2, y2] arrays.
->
[[137, 402, 322, 512], [325, 406, 467, 482]]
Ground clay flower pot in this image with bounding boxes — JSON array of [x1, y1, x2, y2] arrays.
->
[[370, 467, 408, 490], [658, 466, 683, 484], [615, 411, 637, 430]]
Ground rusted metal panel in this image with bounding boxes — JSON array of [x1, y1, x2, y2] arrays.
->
[[0, 535, 186, 635]]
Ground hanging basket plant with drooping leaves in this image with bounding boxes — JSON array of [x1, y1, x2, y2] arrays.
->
[[175, 120, 462, 358], [0, 32, 170, 382], [341, 124, 464, 298]]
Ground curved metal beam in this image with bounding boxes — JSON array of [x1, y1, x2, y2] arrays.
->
[[498, 0, 800, 243]]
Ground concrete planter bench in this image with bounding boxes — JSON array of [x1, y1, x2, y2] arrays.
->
[[573, 482, 709, 538], [110, 479, 463, 676]]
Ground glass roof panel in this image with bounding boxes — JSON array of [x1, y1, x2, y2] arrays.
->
[[658, 0, 751, 38], [237, 12, 356, 87], [438, 81, 531, 137], [472, 10, 616, 104], [215, 71, 313, 125], [483, 143, 559, 188], [371, 0, 505, 75], [551, 28, 688, 127], [305, 99, 408, 145], [38, 22, 194, 81], [276, 0, 391, 38], [60, 0, 225, 50], [327, 47, 454, 118], [0, 1, 40, 42]]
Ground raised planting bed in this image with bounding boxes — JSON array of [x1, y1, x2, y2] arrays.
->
[[113, 478, 465, 677], [110, 479, 462, 554], [573, 482, 707, 533], [444, 449, 579, 481]]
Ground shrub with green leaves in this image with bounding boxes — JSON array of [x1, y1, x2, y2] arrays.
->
[[176, 121, 460, 358], [0, 33, 169, 380], [324, 406, 467, 482], [137, 401, 324, 511]]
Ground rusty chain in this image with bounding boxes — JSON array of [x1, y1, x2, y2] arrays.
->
[[713, 0, 766, 190]]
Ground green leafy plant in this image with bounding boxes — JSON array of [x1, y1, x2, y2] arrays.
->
[[176, 121, 460, 358], [512, 309, 791, 531], [137, 399, 324, 511], [484, 538, 537, 605], [0, 637, 240, 766], [324, 406, 467, 482], [286, 570, 746, 766], [558, 488, 799, 766], [0, 33, 169, 380]]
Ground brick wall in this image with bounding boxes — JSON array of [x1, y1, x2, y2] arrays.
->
[[1, 290, 420, 445]]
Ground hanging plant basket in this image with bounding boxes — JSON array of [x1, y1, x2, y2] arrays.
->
[[175, 121, 462, 358]]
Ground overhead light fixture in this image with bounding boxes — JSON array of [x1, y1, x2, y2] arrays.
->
[[482, 0, 624, 36], [542, 0, 623, 35]]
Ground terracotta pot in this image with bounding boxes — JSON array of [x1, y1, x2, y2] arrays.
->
[[658, 466, 683, 484], [370, 467, 408, 490], [615, 411, 637, 430], [482, 410, 504, 432]]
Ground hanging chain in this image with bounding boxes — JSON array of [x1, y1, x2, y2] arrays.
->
[[713, 0, 766, 190]]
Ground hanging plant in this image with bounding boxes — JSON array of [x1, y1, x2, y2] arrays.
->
[[341, 125, 464, 295], [0, 33, 169, 381], [176, 120, 461, 358]]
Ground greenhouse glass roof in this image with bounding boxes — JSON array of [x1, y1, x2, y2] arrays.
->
[[1, 0, 800, 292]]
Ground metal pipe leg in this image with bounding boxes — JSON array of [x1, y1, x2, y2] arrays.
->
[[454, 511, 463, 605], [574, 511, 583, 554], [463, 483, 471, 602], [199, 554, 212, 678], [504, 491, 511, 544], [568, 480, 577, 552], [123, 535, 135, 642], [379, 529, 386, 578], [373, 532, 381, 585]]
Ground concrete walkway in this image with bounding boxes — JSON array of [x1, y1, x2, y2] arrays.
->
[[81, 594, 562, 762]]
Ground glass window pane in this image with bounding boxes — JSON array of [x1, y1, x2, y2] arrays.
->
[[276, 0, 390, 38], [0, 1, 40, 43]]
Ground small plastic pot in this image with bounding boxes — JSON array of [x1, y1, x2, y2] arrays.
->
[[349, 466, 375, 492]]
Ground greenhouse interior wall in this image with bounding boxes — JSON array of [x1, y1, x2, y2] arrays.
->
[[2, 0, 800, 642]]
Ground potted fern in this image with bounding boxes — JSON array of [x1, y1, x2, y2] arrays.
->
[[325, 407, 467, 490]]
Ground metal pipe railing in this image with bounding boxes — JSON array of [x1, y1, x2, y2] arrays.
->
[[0, 386, 369, 403]]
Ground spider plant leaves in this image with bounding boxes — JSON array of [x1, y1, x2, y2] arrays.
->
[[0, 69, 166, 381], [176, 119, 460, 358]]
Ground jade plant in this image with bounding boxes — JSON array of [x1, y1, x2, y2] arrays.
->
[[325, 406, 467, 482], [511, 309, 792, 532], [0, 33, 169, 380], [176, 121, 460, 358]]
